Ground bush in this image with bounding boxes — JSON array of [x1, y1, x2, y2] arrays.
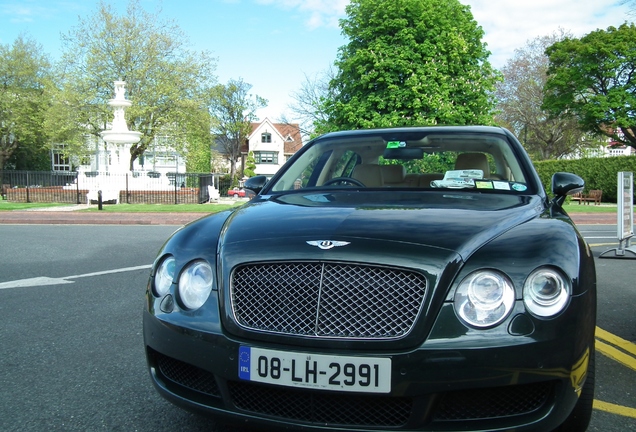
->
[[534, 156, 636, 203]]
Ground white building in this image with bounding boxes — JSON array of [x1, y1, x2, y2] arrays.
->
[[244, 119, 303, 177]]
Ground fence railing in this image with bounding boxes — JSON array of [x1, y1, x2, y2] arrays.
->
[[1, 170, 234, 205]]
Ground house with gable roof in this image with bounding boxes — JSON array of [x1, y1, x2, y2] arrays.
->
[[242, 118, 303, 177]]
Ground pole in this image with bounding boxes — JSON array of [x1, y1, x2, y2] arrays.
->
[[26, 172, 30, 203]]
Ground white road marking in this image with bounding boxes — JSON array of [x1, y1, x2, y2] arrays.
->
[[0, 264, 152, 290], [0, 277, 75, 289], [65, 265, 152, 280]]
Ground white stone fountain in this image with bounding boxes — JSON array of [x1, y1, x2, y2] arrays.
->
[[86, 81, 143, 204], [100, 81, 142, 172]]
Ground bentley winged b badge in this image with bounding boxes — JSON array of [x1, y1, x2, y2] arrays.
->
[[306, 240, 350, 250]]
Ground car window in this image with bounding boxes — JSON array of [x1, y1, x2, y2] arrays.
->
[[268, 130, 533, 194]]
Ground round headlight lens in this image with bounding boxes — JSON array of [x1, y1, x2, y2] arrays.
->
[[454, 271, 515, 328], [153, 256, 175, 297], [178, 260, 214, 310], [524, 268, 570, 317]]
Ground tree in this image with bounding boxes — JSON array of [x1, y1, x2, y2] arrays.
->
[[543, 23, 636, 149], [286, 67, 337, 138], [50, 0, 217, 170], [0, 36, 52, 173], [324, 0, 500, 131], [208, 78, 267, 182], [495, 31, 589, 160], [621, 0, 636, 16], [243, 151, 257, 178]]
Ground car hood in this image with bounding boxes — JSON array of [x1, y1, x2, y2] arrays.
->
[[219, 191, 544, 261]]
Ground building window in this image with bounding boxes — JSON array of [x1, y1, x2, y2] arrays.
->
[[51, 144, 72, 171], [255, 151, 278, 164], [261, 132, 272, 143]]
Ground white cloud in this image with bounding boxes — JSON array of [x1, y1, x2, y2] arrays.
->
[[255, 0, 348, 28], [0, 4, 42, 23], [256, 0, 630, 65], [463, 0, 631, 67]]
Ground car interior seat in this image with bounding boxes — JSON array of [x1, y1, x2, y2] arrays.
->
[[351, 164, 384, 187], [454, 153, 491, 178]]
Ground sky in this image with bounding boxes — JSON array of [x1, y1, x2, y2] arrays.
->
[[0, 0, 632, 124]]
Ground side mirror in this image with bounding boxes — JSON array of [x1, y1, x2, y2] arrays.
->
[[551, 172, 584, 206], [244, 175, 268, 195]]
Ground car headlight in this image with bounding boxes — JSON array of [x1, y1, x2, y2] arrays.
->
[[153, 255, 175, 297], [454, 270, 515, 328], [178, 260, 214, 310], [523, 267, 570, 317]]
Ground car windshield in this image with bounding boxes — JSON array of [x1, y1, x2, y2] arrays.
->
[[266, 128, 536, 195]]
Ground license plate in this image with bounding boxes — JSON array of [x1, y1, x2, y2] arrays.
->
[[238, 346, 391, 393]]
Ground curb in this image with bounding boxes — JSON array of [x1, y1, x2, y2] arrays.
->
[[0, 211, 205, 225]]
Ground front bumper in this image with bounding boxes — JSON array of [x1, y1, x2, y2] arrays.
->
[[143, 291, 594, 432]]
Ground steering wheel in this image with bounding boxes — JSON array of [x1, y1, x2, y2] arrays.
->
[[323, 177, 365, 187]]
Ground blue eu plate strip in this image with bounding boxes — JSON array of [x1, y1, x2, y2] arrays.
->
[[238, 346, 251, 380]]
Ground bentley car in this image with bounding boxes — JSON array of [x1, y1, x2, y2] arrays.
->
[[143, 126, 597, 431]]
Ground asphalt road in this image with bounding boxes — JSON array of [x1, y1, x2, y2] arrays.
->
[[0, 224, 634, 431]]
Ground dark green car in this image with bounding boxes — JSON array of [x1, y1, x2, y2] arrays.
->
[[143, 126, 596, 431]]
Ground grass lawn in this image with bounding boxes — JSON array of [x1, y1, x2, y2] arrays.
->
[[562, 203, 617, 213], [0, 201, 74, 211]]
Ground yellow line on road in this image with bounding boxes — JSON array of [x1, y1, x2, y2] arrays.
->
[[595, 327, 636, 373], [596, 340, 636, 372], [589, 243, 619, 247], [596, 327, 636, 357], [593, 330, 636, 419], [594, 400, 636, 418]]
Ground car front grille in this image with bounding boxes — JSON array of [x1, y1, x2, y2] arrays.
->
[[433, 381, 553, 420], [231, 262, 427, 339], [228, 381, 413, 427], [152, 349, 220, 397]]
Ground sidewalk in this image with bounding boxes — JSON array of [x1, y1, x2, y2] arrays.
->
[[0, 206, 205, 225], [0, 205, 618, 225]]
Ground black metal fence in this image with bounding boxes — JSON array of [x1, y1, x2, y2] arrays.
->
[[1, 170, 234, 204]]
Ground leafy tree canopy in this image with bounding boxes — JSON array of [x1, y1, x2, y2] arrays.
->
[[209, 78, 267, 181], [543, 23, 636, 148], [324, 0, 500, 132], [0, 35, 52, 171], [495, 31, 590, 160], [50, 0, 217, 169]]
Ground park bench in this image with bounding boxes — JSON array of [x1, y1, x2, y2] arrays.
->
[[571, 189, 602, 205]]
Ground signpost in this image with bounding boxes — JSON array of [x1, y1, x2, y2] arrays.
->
[[600, 172, 636, 258]]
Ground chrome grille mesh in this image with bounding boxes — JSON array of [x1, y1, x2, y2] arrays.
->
[[231, 262, 427, 339]]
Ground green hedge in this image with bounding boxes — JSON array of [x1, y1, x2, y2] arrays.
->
[[534, 156, 636, 203]]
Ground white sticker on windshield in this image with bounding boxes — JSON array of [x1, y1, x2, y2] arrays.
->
[[493, 181, 511, 190]]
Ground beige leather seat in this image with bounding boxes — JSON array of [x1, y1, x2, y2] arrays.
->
[[454, 153, 490, 178], [351, 164, 384, 187], [381, 165, 407, 187]]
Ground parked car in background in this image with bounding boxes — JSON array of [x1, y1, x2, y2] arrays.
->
[[226, 187, 246, 198], [144, 126, 596, 432]]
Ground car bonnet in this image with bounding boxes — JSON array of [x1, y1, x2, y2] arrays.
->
[[219, 191, 544, 262]]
